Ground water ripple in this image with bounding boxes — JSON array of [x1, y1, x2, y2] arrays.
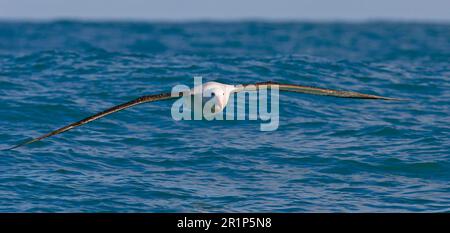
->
[[0, 21, 449, 212]]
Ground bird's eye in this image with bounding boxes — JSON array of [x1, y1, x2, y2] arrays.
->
[[211, 92, 215, 97]]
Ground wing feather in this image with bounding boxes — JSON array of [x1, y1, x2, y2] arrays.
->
[[6, 92, 179, 150], [240, 81, 400, 100]]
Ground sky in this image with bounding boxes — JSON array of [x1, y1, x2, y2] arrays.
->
[[0, 0, 449, 22]]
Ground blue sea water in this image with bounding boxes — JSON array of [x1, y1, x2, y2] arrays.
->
[[0, 21, 449, 212]]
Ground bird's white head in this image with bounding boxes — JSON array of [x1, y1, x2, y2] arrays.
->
[[192, 81, 236, 114]]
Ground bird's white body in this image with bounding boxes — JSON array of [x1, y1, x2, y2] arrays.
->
[[190, 82, 237, 114]]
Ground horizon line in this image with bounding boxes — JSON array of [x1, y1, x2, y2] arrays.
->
[[0, 17, 449, 24]]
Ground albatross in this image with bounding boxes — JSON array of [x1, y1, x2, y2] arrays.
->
[[6, 81, 399, 150]]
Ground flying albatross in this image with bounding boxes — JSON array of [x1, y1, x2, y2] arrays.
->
[[5, 81, 399, 150]]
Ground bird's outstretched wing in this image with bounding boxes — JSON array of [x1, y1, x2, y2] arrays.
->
[[240, 81, 400, 100], [6, 81, 401, 150], [6, 92, 180, 150]]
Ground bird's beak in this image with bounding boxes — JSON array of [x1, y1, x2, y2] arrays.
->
[[214, 97, 224, 113]]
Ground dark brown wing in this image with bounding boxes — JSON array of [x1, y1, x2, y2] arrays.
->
[[7, 92, 179, 150], [241, 81, 400, 100]]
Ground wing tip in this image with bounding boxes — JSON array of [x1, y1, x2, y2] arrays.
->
[[370, 96, 409, 101], [1, 145, 20, 151], [2, 138, 40, 151]]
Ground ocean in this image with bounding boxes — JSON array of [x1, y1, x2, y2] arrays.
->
[[0, 21, 449, 212]]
